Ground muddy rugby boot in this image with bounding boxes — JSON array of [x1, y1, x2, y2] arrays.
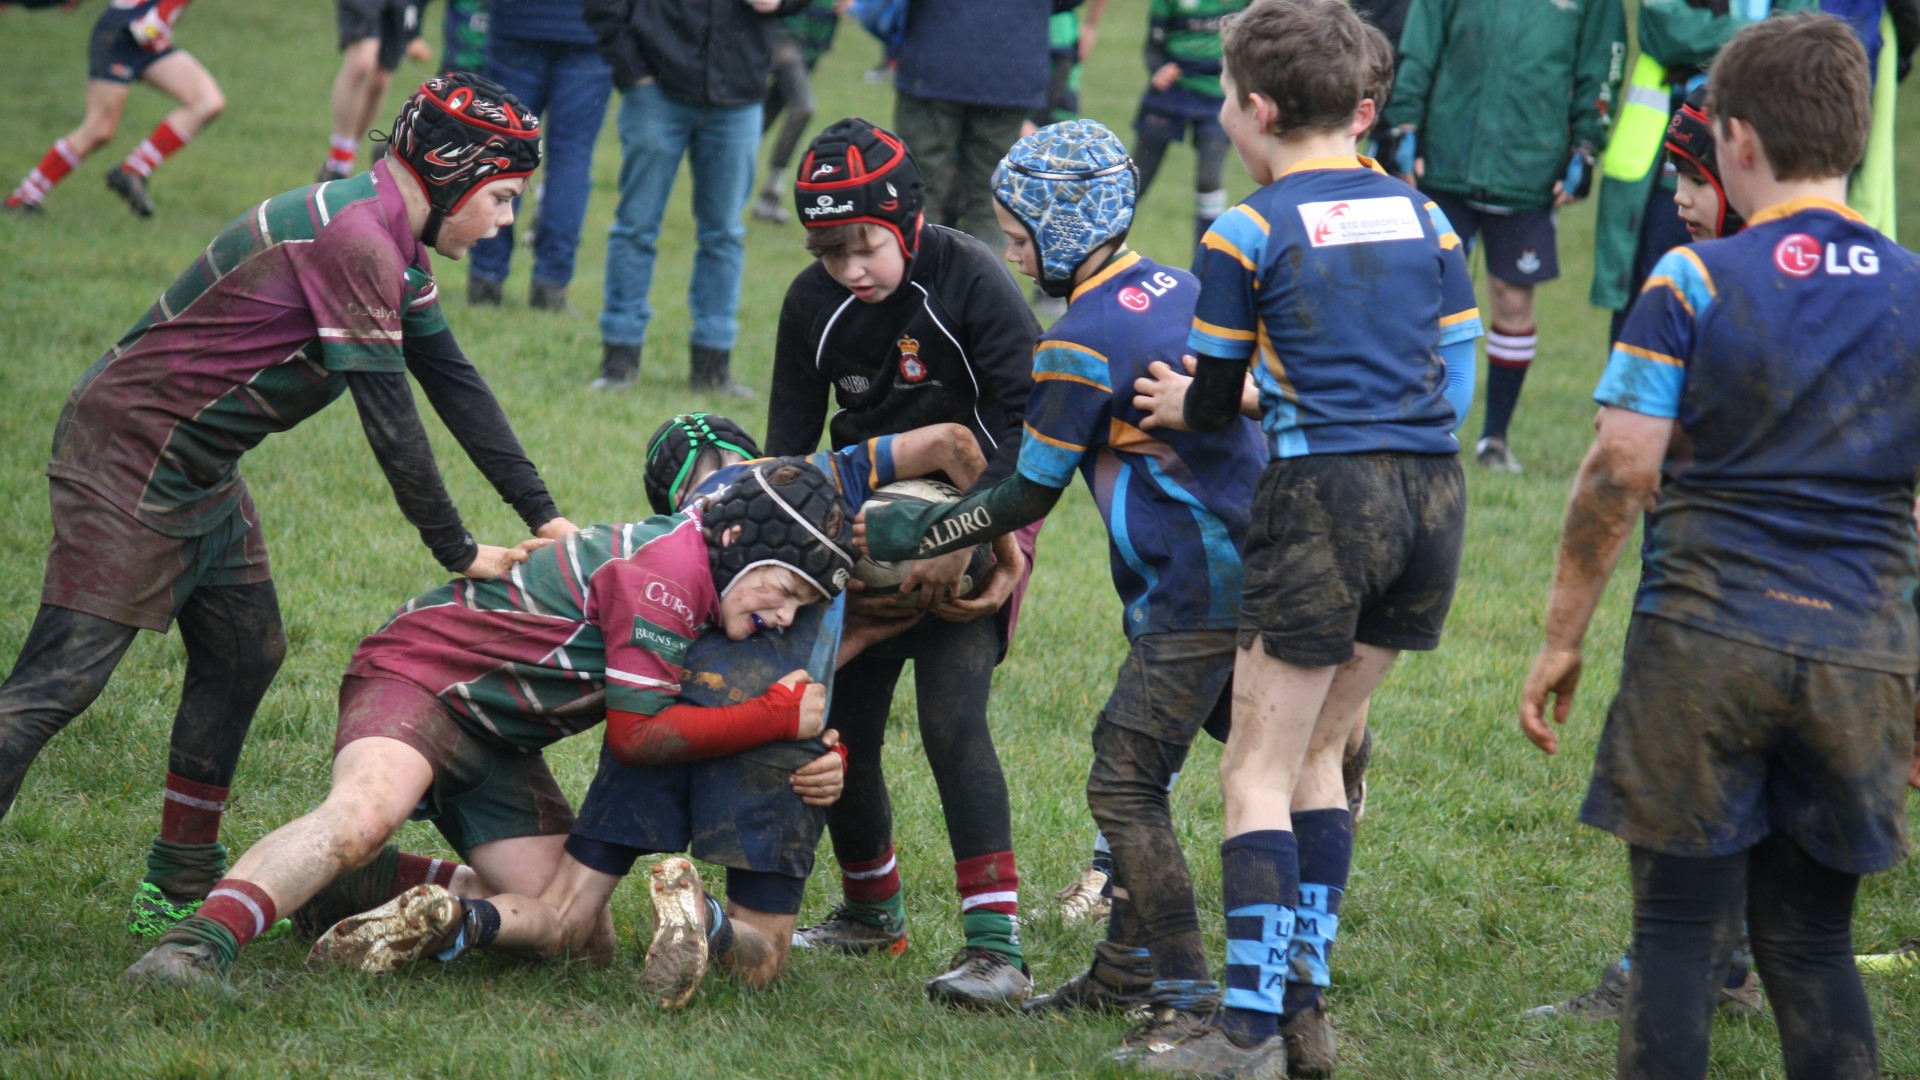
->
[[307, 884, 460, 974], [640, 858, 711, 1009]]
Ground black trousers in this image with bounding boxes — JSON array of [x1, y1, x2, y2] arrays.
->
[[825, 613, 1011, 870], [1621, 834, 1876, 1080]]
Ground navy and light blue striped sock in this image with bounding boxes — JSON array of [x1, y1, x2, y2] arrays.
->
[[1220, 829, 1298, 1048], [1284, 808, 1353, 1018]]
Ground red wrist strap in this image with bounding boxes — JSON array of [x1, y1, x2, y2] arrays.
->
[[829, 741, 849, 771], [605, 680, 805, 766]]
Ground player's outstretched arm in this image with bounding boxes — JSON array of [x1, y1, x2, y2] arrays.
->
[[405, 326, 566, 536], [856, 473, 1062, 561], [605, 670, 826, 767], [346, 370, 480, 573], [1520, 406, 1672, 753]]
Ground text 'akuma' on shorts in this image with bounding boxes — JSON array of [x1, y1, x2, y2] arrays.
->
[[1239, 452, 1465, 668], [41, 478, 271, 633], [333, 674, 575, 857], [1580, 614, 1914, 875]]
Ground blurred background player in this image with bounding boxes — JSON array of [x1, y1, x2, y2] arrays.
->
[[0, 73, 571, 943], [5, 0, 222, 216], [1386, 0, 1624, 473], [752, 0, 845, 224], [1587, 0, 1812, 344], [766, 119, 1043, 1008], [1132, 0, 1246, 253], [857, 119, 1265, 1031], [463, 0, 613, 314], [440, 0, 489, 74], [320, 0, 433, 183]]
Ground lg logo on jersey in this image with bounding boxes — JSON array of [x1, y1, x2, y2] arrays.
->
[[1774, 234, 1879, 279], [1118, 271, 1181, 313]]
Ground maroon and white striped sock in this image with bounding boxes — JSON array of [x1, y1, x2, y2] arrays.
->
[[160, 772, 228, 846], [842, 847, 901, 906], [122, 120, 187, 179], [395, 852, 460, 892], [9, 138, 81, 207], [198, 878, 278, 947]]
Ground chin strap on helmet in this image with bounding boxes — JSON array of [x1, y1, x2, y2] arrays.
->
[[384, 72, 542, 247]]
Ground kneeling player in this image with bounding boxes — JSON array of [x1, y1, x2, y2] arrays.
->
[[124, 459, 854, 990], [858, 119, 1265, 1022]]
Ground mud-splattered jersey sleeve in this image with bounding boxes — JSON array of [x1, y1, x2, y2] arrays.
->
[[1594, 247, 1708, 419], [810, 437, 899, 511]]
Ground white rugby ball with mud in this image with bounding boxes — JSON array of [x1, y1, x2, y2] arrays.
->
[[855, 479, 994, 598]]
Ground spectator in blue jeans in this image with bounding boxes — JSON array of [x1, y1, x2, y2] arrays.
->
[[467, 0, 613, 314], [582, 0, 807, 395]]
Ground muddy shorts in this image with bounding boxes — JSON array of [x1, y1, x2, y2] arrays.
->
[[1580, 615, 1913, 875], [41, 479, 271, 632], [1424, 188, 1560, 287], [334, 675, 575, 857], [336, 0, 419, 70], [1239, 453, 1464, 668], [1102, 629, 1235, 746], [88, 5, 176, 84], [566, 602, 832, 902]]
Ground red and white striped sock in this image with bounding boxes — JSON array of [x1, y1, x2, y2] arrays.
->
[[122, 120, 187, 179], [160, 772, 228, 846], [1485, 323, 1538, 370], [198, 878, 278, 948], [395, 852, 461, 892], [841, 847, 901, 906], [325, 134, 358, 176], [956, 851, 1019, 918], [9, 138, 82, 207]]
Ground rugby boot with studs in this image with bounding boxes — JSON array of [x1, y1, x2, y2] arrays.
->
[[791, 903, 908, 955], [640, 858, 711, 1010], [123, 937, 231, 990], [926, 945, 1033, 1009], [105, 165, 154, 217], [307, 883, 461, 974], [1051, 865, 1112, 924], [1117, 980, 1291, 1078], [1279, 998, 1336, 1078]]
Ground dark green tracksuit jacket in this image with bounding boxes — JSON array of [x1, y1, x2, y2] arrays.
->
[[1385, 0, 1627, 211]]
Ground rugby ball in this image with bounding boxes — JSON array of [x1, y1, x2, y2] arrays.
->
[[856, 479, 994, 599]]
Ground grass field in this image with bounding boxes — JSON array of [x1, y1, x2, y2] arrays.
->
[[3, 2, 1920, 1077]]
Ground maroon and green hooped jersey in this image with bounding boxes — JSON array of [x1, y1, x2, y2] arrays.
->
[[47, 162, 445, 537], [346, 514, 721, 751]]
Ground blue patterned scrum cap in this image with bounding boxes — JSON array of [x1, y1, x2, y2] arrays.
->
[[993, 119, 1138, 297]]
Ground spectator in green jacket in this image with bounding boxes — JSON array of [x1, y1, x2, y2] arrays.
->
[[1386, 0, 1625, 474], [1588, 0, 1815, 344]]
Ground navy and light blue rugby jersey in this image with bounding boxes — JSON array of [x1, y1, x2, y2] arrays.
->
[[692, 440, 902, 514], [1188, 158, 1482, 460], [1596, 198, 1920, 674], [1020, 250, 1267, 639]]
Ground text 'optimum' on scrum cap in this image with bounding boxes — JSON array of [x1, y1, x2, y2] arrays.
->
[[994, 119, 1138, 298], [1663, 86, 1743, 238], [702, 458, 856, 601], [794, 117, 926, 258], [644, 412, 763, 516], [386, 72, 542, 246]]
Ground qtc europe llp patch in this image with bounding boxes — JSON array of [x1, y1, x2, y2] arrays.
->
[[1298, 197, 1426, 247]]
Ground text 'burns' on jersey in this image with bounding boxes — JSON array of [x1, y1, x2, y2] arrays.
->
[[1020, 249, 1266, 639], [1187, 158, 1482, 460], [1595, 197, 1920, 675]]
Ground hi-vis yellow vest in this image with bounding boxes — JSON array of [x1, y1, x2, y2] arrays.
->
[[1601, 53, 1670, 182]]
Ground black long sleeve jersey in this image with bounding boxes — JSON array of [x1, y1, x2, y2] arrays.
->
[[765, 225, 1040, 492]]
